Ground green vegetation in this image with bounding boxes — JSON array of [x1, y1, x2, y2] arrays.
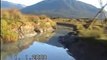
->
[[1, 9, 56, 43]]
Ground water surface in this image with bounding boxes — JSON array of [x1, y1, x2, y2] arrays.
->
[[2, 25, 75, 60], [5, 42, 75, 60]]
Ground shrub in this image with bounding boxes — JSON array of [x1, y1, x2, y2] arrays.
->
[[1, 9, 56, 43], [1, 19, 19, 43]]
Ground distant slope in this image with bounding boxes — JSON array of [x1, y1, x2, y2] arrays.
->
[[1, 1, 25, 9], [105, 12, 107, 17], [21, 0, 100, 18]]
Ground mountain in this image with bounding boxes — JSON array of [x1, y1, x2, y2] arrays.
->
[[21, 0, 100, 18], [105, 12, 107, 17], [1, 1, 25, 9]]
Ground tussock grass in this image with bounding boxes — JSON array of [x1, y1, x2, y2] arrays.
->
[[1, 9, 56, 43]]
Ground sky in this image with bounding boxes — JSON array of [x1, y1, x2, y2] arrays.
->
[[2, 0, 107, 10], [78, 0, 107, 10]]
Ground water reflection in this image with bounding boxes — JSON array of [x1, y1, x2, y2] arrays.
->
[[5, 42, 75, 60], [1, 32, 54, 60], [46, 25, 73, 47], [2, 25, 75, 60]]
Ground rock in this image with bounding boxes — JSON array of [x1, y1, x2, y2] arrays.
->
[[34, 28, 43, 33], [18, 22, 37, 39]]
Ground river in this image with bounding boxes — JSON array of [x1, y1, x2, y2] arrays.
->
[[1, 25, 75, 60]]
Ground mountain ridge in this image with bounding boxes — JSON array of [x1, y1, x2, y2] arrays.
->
[[21, 0, 101, 18], [1, 1, 25, 9]]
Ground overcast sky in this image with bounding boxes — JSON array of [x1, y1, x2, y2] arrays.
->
[[2, 0, 107, 10]]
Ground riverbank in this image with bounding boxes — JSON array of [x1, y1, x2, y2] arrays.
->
[[56, 18, 107, 60], [59, 32, 107, 60], [1, 9, 56, 43]]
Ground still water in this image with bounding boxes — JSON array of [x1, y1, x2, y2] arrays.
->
[[2, 25, 75, 60], [5, 42, 75, 60]]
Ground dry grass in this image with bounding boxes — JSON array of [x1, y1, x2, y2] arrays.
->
[[1, 9, 56, 43]]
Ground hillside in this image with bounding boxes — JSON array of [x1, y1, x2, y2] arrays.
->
[[1, 1, 25, 9], [21, 0, 99, 18]]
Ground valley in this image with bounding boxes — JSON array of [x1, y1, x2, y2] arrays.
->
[[1, 0, 107, 60]]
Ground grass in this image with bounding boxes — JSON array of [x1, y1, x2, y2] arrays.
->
[[53, 18, 107, 40], [1, 9, 56, 43]]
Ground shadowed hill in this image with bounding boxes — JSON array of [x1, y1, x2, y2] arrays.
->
[[1, 1, 25, 9], [21, 0, 99, 18]]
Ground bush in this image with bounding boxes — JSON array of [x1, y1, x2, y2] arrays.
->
[[1, 9, 56, 43], [1, 19, 19, 43]]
